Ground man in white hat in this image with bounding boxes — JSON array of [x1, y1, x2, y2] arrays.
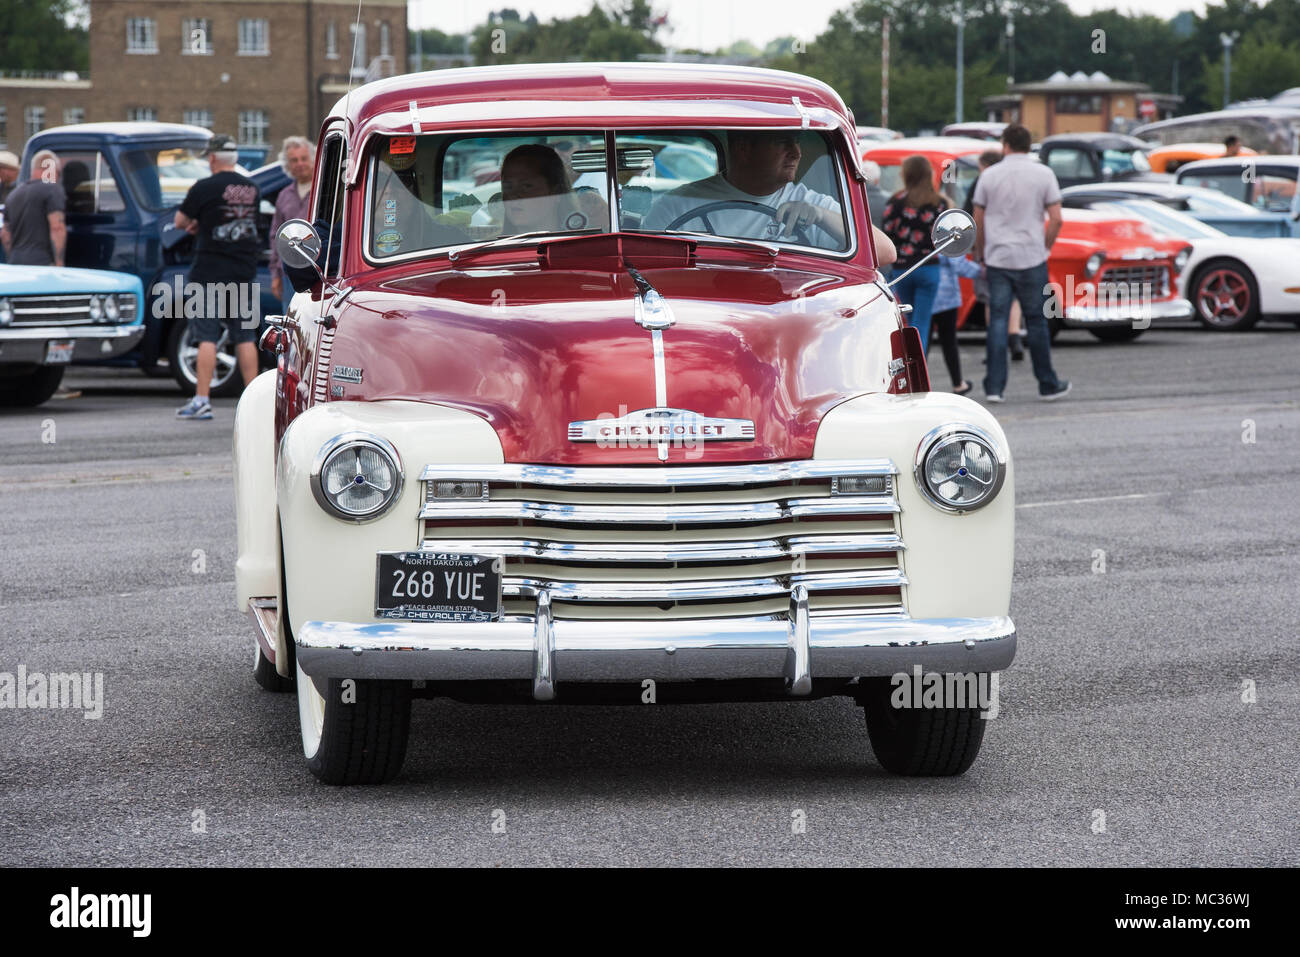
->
[[0, 150, 20, 206]]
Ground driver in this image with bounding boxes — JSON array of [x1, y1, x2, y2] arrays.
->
[[642, 130, 846, 247]]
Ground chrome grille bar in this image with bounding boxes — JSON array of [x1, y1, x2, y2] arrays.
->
[[418, 532, 904, 564], [420, 497, 897, 524]]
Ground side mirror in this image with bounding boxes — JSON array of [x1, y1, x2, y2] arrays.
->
[[931, 208, 977, 257], [276, 219, 322, 272]]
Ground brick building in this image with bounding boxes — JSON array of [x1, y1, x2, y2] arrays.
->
[[0, 0, 406, 161]]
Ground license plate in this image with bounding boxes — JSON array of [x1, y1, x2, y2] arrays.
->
[[375, 552, 503, 621], [44, 340, 75, 364]]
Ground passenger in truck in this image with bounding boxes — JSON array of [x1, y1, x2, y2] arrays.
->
[[499, 144, 590, 235]]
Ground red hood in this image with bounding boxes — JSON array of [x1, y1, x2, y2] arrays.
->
[[324, 260, 894, 464]]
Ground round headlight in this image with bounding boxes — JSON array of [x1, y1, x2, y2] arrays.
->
[[914, 425, 1007, 513], [103, 295, 120, 321], [311, 434, 403, 522], [0, 298, 12, 327], [88, 295, 103, 320], [1174, 248, 1191, 274], [1085, 252, 1105, 277]]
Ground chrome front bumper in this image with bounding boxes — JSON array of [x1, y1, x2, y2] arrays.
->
[[295, 613, 1017, 700], [0, 324, 145, 363], [1062, 297, 1194, 326]]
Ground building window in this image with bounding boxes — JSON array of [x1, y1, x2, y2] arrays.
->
[[379, 22, 391, 57], [183, 18, 213, 55], [183, 109, 214, 130], [126, 17, 158, 54], [238, 18, 269, 55], [1055, 94, 1102, 114], [349, 22, 367, 76], [63, 107, 86, 126], [239, 110, 269, 146], [127, 107, 157, 123], [326, 21, 338, 58], [25, 105, 46, 139], [0, 107, 8, 149]]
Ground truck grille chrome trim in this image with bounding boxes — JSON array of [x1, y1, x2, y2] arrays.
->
[[418, 460, 907, 622]]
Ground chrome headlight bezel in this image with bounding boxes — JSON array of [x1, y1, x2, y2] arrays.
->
[[0, 298, 12, 326], [1173, 248, 1191, 275], [310, 432, 404, 523], [913, 423, 1008, 514], [103, 294, 120, 321], [1085, 251, 1106, 277], [88, 295, 104, 321]]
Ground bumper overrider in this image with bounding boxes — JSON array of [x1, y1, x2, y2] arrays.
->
[[1063, 297, 1194, 326], [0, 324, 145, 363], [275, 395, 1019, 700]]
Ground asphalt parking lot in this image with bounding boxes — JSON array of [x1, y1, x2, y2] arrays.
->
[[1, 322, 1297, 867]]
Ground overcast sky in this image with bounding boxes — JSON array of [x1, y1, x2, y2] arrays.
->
[[409, 1, 1212, 48]]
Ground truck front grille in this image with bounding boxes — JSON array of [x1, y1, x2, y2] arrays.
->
[[1098, 264, 1170, 298], [418, 462, 906, 621]]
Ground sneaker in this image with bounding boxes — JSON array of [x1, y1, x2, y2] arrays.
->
[[1039, 380, 1072, 401], [176, 396, 213, 420], [985, 393, 1004, 404], [1010, 339, 1025, 361]]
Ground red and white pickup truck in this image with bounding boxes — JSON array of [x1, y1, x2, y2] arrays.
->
[[234, 64, 1016, 783]]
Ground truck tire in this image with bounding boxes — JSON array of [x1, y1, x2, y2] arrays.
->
[[296, 660, 412, 785], [167, 318, 244, 397], [0, 366, 65, 407], [1088, 327, 1145, 342], [859, 676, 987, 776]]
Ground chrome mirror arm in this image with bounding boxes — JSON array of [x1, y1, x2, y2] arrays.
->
[[886, 234, 959, 289]]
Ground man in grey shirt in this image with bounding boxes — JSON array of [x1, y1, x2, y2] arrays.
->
[[0, 150, 67, 267], [972, 125, 1071, 402]]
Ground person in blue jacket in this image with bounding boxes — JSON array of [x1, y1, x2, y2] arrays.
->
[[929, 253, 983, 395]]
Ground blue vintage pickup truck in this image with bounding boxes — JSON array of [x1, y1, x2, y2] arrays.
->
[[5, 123, 290, 395]]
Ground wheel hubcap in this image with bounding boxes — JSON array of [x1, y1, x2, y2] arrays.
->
[[178, 323, 237, 388], [1197, 269, 1250, 324]]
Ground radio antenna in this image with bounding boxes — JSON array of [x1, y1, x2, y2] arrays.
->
[[323, 0, 365, 285]]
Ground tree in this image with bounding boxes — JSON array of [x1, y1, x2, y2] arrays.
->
[[1201, 33, 1300, 106], [0, 0, 89, 73]]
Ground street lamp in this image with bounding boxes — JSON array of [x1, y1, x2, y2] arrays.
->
[[1220, 31, 1239, 108], [955, 0, 965, 124], [1006, 7, 1016, 87]]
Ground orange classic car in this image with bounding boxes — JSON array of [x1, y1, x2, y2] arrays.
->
[[864, 138, 1195, 341]]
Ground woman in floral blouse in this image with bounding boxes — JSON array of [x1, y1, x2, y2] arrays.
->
[[881, 155, 949, 352]]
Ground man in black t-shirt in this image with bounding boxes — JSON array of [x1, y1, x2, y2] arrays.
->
[[173, 134, 261, 419], [1, 149, 67, 267]]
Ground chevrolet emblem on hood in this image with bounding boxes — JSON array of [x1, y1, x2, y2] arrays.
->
[[569, 406, 756, 449]]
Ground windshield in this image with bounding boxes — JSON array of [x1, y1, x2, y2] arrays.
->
[[120, 146, 212, 212], [1101, 148, 1151, 176], [1182, 189, 1265, 217], [366, 128, 852, 260], [1098, 200, 1226, 240]]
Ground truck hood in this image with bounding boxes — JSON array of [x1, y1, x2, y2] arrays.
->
[[0, 263, 142, 294], [321, 261, 895, 464]]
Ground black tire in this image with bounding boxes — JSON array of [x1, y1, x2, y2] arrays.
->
[[1088, 326, 1145, 342], [1191, 259, 1260, 331], [298, 668, 412, 785], [166, 318, 245, 397], [860, 676, 987, 776], [0, 366, 65, 407]]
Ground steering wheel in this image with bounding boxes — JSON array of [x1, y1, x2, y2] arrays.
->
[[664, 199, 812, 246]]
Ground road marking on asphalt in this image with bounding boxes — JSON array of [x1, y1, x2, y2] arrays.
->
[[1018, 489, 1209, 509]]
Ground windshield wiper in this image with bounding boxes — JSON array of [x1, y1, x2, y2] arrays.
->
[[627, 228, 779, 258], [447, 228, 603, 264]]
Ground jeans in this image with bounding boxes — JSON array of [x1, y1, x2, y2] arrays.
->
[[892, 263, 940, 355], [985, 261, 1063, 396]]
